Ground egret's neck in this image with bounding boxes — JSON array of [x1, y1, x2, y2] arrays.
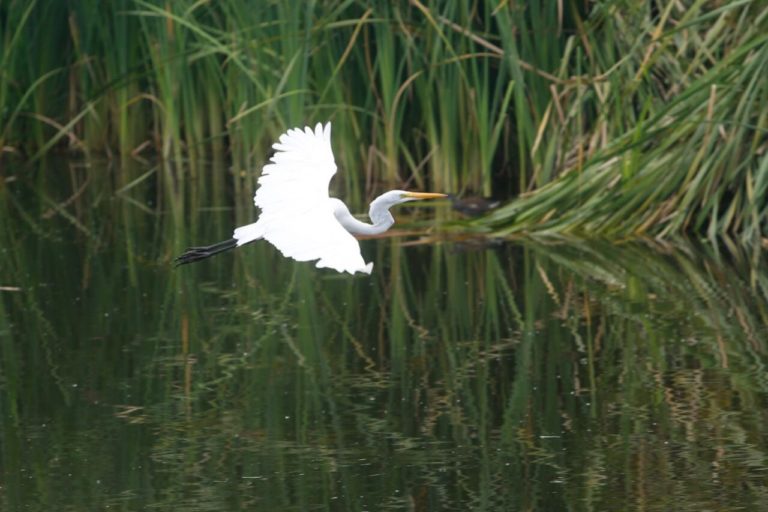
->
[[367, 195, 396, 232], [331, 196, 394, 235]]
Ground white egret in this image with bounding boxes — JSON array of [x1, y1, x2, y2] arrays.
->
[[176, 123, 446, 274]]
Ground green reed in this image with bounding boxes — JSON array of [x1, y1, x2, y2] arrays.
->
[[1, 1, 766, 241], [4, 2, 554, 198], [483, 1, 768, 242]]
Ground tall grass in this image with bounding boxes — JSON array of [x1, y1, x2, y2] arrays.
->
[[484, 1, 768, 244], [0, 1, 766, 240]]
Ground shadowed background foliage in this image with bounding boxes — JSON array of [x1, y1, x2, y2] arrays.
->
[[1, 0, 766, 242]]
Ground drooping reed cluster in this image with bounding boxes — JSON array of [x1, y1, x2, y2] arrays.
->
[[1, 1, 765, 239]]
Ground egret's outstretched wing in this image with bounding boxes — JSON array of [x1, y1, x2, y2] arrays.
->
[[238, 122, 372, 274]]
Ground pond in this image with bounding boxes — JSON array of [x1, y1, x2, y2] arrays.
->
[[1, 162, 767, 511]]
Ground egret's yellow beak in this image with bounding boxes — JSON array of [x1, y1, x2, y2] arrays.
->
[[404, 192, 448, 200]]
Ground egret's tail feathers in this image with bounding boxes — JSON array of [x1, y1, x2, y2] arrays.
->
[[175, 238, 238, 266], [233, 222, 265, 246]]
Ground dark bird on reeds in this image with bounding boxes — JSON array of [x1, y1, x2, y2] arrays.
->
[[446, 194, 501, 217], [176, 123, 446, 274]]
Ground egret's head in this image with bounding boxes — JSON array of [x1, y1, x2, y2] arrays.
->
[[366, 190, 447, 231]]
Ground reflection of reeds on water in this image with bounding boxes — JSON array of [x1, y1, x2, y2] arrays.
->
[[2, 166, 768, 509]]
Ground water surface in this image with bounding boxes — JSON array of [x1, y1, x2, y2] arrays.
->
[[1, 164, 767, 511]]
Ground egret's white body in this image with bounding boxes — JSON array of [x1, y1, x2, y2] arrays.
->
[[176, 123, 445, 274]]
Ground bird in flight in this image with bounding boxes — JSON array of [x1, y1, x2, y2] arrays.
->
[[175, 123, 446, 274]]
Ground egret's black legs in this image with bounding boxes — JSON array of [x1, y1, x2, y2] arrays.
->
[[175, 238, 238, 266]]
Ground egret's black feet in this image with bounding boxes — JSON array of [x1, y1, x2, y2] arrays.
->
[[175, 238, 238, 266]]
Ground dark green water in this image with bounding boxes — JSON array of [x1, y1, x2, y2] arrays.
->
[[1, 164, 768, 511]]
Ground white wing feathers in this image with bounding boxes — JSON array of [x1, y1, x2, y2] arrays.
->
[[233, 122, 373, 275]]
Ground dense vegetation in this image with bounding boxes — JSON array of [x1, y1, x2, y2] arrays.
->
[[1, 1, 766, 241]]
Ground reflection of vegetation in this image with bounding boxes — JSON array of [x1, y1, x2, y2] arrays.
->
[[1, 2, 766, 238], [2, 170, 767, 510]]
